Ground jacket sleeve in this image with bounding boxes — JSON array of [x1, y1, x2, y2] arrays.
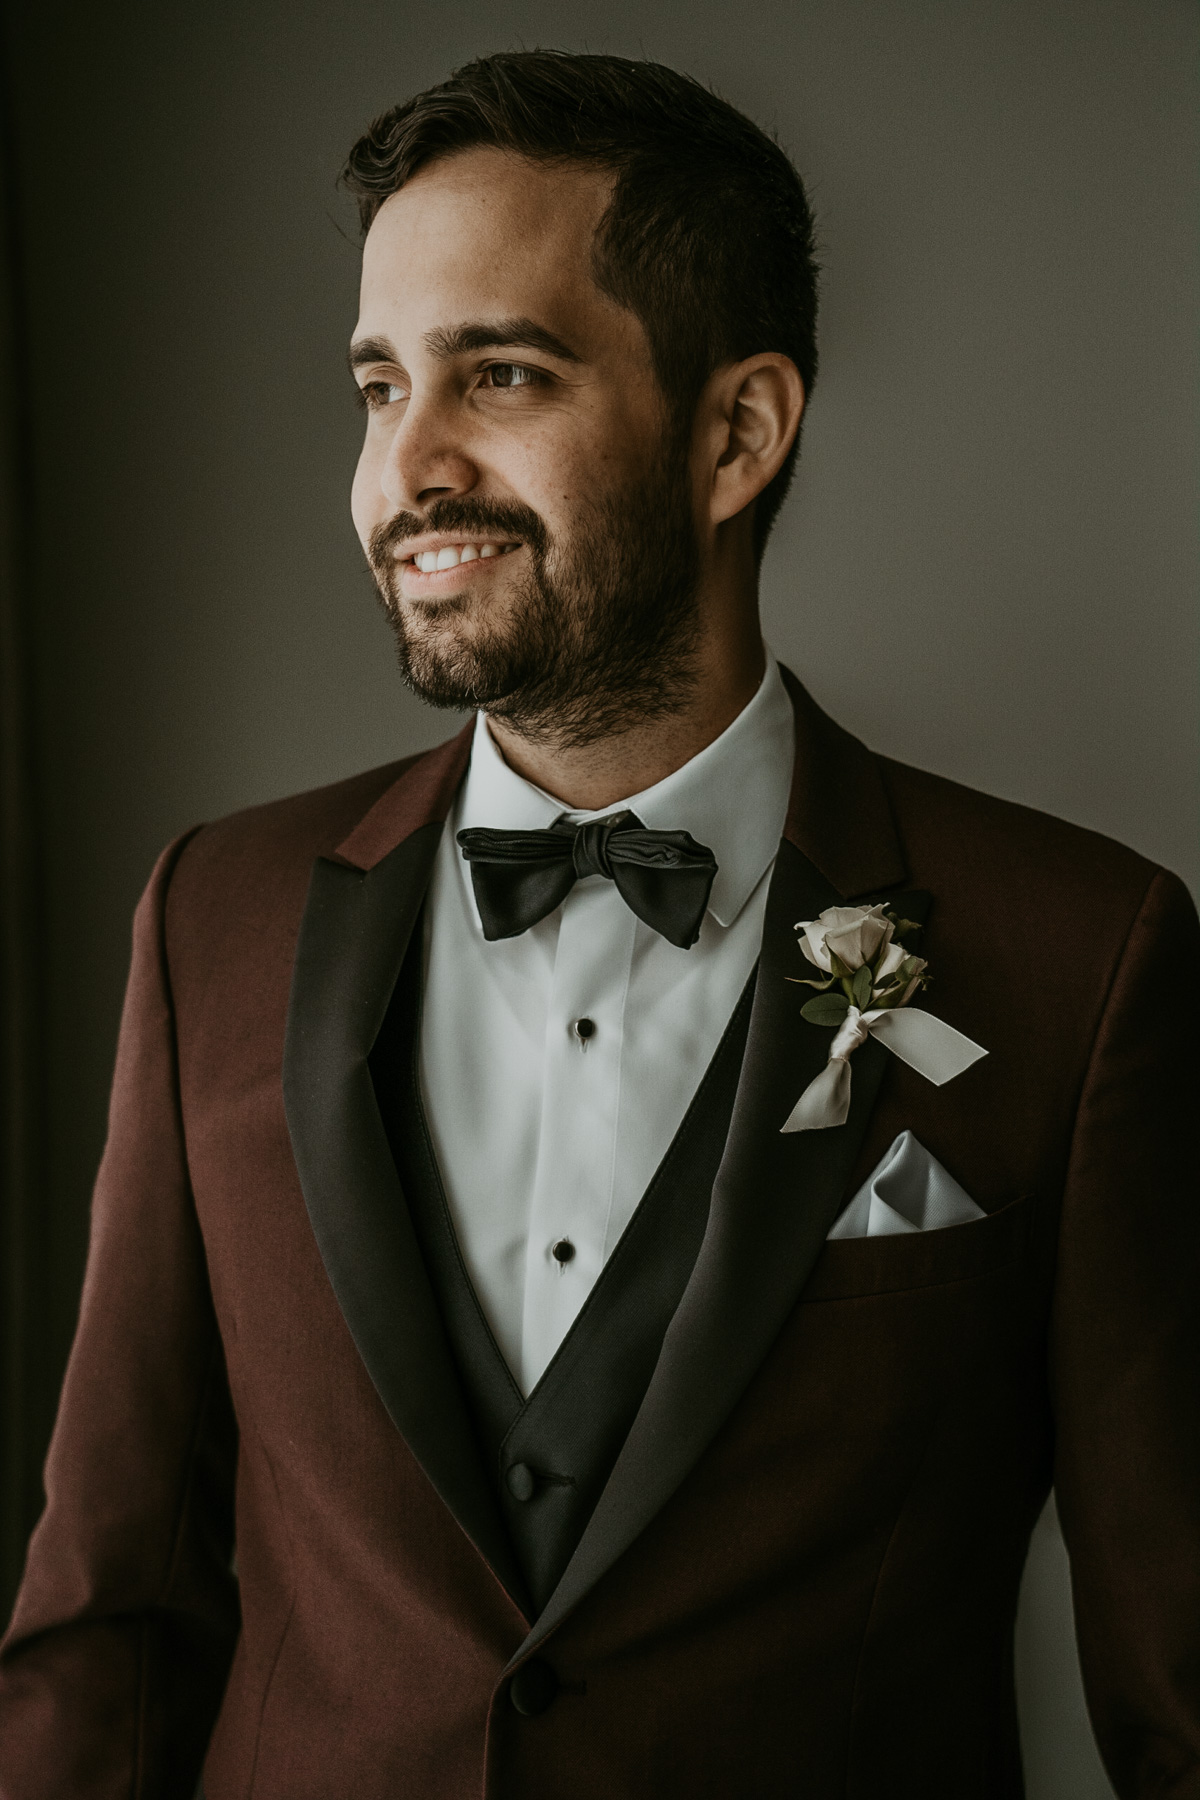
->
[[1052, 866, 1200, 1800], [0, 832, 239, 1798]]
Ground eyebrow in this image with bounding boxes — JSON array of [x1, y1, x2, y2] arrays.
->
[[424, 318, 582, 363], [347, 317, 583, 373], [348, 335, 400, 372]]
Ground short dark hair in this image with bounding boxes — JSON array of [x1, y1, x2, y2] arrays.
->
[[341, 51, 819, 554]]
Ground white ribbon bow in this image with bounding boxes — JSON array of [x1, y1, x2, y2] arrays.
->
[[781, 1004, 987, 1133]]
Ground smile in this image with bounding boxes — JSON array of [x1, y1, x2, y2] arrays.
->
[[401, 542, 521, 572]]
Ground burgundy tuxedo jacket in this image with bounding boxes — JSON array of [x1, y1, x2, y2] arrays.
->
[[1, 673, 1197, 1798]]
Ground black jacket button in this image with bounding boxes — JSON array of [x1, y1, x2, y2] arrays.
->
[[509, 1657, 559, 1716], [506, 1462, 535, 1502]]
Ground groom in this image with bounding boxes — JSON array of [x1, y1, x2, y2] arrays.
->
[[1, 50, 1197, 1800]]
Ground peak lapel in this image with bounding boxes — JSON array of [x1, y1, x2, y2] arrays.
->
[[332, 724, 473, 873], [512, 672, 913, 1659], [283, 728, 531, 1614]]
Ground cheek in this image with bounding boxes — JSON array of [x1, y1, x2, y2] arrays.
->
[[509, 428, 605, 531]]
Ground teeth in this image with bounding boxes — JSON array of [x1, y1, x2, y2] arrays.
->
[[413, 543, 510, 572]]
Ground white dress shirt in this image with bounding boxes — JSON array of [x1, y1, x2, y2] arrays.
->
[[419, 652, 794, 1394]]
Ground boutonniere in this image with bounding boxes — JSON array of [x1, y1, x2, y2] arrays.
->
[[781, 903, 987, 1133]]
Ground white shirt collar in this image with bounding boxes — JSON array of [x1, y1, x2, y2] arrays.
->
[[456, 649, 795, 929]]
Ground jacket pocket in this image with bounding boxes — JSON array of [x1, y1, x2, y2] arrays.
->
[[801, 1190, 1037, 1301]]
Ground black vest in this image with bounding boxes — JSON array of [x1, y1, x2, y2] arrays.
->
[[370, 921, 756, 1615]]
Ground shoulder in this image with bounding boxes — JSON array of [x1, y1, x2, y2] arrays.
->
[[877, 752, 1197, 997], [175, 755, 418, 882], [879, 753, 1181, 914], [159, 742, 453, 955]]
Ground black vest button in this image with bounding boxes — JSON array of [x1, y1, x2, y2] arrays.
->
[[505, 1462, 536, 1502], [509, 1656, 559, 1716]]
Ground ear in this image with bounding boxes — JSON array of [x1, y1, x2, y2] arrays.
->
[[696, 353, 806, 530]]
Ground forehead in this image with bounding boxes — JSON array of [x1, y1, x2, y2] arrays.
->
[[356, 147, 643, 360]]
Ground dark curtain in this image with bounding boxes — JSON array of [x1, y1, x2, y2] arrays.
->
[[0, 32, 47, 1615]]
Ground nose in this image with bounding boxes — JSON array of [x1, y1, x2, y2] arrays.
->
[[378, 394, 479, 513]]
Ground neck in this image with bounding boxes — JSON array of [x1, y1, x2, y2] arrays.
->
[[485, 617, 767, 811]]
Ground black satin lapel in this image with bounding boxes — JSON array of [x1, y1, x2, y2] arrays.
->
[[512, 852, 929, 1658], [283, 826, 529, 1612]]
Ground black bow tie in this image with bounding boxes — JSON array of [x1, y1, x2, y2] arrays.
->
[[456, 812, 719, 949]]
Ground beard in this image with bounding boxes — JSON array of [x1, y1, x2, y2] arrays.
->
[[365, 446, 702, 749]]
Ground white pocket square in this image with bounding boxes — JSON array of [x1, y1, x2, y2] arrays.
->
[[826, 1130, 986, 1240]]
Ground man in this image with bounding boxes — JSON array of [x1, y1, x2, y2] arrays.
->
[[0, 49, 1196, 1800]]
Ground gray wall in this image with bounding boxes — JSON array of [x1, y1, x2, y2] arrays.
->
[[8, 1, 1196, 1792]]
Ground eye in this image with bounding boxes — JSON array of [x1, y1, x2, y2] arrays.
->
[[483, 363, 545, 390], [356, 379, 406, 411]]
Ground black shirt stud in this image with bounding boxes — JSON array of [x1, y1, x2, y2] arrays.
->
[[506, 1462, 536, 1503]]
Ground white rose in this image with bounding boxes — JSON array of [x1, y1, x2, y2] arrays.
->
[[872, 940, 908, 985], [796, 904, 893, 974], [871, 947, 928, 1005]]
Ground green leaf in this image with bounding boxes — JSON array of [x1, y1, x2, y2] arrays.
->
[[852, 963, 873, 1009], [801, 992, 850, 1027], [888, 914, 921, 942], [828, 949, 852, 980], [785, 974, 835, 990]]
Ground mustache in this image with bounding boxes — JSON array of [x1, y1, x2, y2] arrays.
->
[[368, 496, 551, 574]]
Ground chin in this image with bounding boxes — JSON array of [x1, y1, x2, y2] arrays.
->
[[393, 619, 518, 712], [402, 608, 493, 668]]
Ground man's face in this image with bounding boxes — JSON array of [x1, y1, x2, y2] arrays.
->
[[350, 147, 702, 743]]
